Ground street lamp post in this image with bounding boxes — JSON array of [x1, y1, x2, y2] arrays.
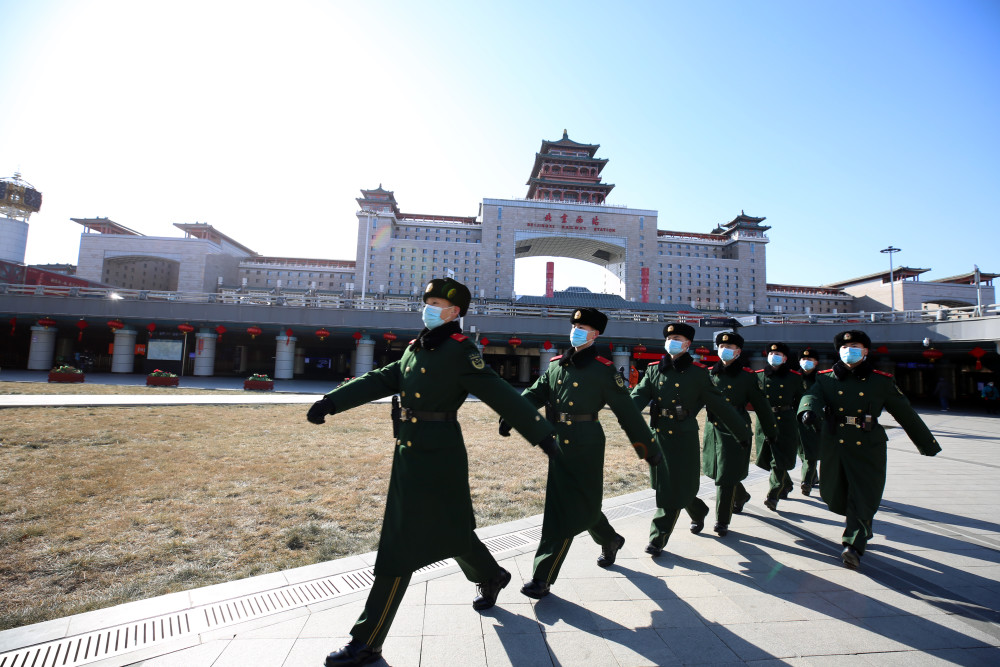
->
[[880, 246, 901, 311], [360, 209, 375, 301]]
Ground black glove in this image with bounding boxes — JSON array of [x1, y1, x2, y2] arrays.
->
[[307, 396, 336, 424], [646, 451, 663, 467], [536, 434, 557, 457], [498, 417, 512, 437], [800, 410, 818, 431]]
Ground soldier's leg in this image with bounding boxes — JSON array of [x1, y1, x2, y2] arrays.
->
[[685, 495, 709, 533], [733, 482, 752, 514], [532, 537, 574, 585], [765, 465, 785, 510], [349, 573, 412, 649], [715, 484, 736, 527], [587, 512, 617, 545], [648, 507, 682, 550], [454, 533, 501, 582], [779, 470, 794, 499]]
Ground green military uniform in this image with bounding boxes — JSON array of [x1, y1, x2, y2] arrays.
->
[[796, 348, 822, 494], [754, 344, 805, 509], [798, 331, 940, 564], [521, 342, 658, 586], [702, 355, 778, 529], [631, 349, 749, 548], [311, 283, 554, 659]]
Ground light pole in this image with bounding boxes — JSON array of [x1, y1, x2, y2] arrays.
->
[[360, 209, 375, 301], [880, 246, 901, 311]]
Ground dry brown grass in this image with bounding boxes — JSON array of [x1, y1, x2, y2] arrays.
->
[[0, 397, 679, 631], [0, 382, 223, 396]]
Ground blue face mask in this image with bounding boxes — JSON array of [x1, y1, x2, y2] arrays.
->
[[719, 347, 738, 363], [422, 304, 447, 330], [840, 346, 865, 365], [767, 353, 785, 367], [800, 359, 817, 372], [665, 339, 686, 356], [570, 327, 590, 348]]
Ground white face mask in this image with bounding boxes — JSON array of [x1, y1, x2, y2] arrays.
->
[[767, 353, 785, 367], [800, 359, 817, 372], [665, 339, 686, 356], [840, 347, 865, 365], [719, 347, 738, 363]]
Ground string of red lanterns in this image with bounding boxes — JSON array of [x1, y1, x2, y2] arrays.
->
[[215, 325, 227, 342], [76, 318, 88, 341]]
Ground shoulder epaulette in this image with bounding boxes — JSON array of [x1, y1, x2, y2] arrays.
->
[[450, 333, 468, 342], [692, 361, 707, 369], [819, 369, 834, 374], [755, 369, 765, 373], [743, 368, 756, 373], [790, 369, 802, 375], [595, 356, 614, 367], [409, 339, 417, 345], [873, 369, 894, 377], [550, 354, 563, 361]]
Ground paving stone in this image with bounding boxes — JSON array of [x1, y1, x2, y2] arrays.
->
[[483, 631, 551, 667], [602, 627, 680, 666], [209, 638, 295, 667], [543, 630, 618, 666], [421, 634, 486, 667]]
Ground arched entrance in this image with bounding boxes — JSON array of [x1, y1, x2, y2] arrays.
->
[[513, 230, 628, 296]]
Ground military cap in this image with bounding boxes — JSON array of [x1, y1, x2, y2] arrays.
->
[[834, 329, 872, 349], [663, 322, 695, 341], [423, 277, 471, 316], [715, 330, 744, 348], [799, 347, 819, 360], [571, 307, 608, 334], [765, 342, 791, 356]]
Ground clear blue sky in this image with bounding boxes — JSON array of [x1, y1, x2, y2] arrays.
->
[[2, 0, 997, 295]]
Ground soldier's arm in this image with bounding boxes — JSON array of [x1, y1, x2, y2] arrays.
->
[[520, 368, 551, 408], [458, 348, 553, 444], [747, 375, 780, 441], [880, 376, 942, 456], [604, 370, 660, 460], [323, 361, 403, 413], [629, 368, 654, 412], [702, 376, 751, 442]]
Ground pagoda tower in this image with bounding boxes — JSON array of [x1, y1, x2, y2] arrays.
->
[[0, 172, 43, 264], [525, 130, 614, 204]]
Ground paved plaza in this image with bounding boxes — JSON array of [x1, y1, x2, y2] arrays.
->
[[1, 374, 999, 665]]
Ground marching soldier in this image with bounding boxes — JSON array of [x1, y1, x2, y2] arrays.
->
[[798, 330, 940, 569], [796, 347, 822, 495], [700, 330, 779, 535], [308, 278, 556, 667], [631, 323, 750, 553], [755, 342, 805, 512], [500, 307, 661, 598]]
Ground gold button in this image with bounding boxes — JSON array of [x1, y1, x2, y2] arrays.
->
[[669, 415, 674, 419], [726, 398, 731, 402], [778, 395, 783, 399], [675, 383, 680, 387], [406, 366, 411, 372], [777, 416, 782, 421], [411, 417, 417, 423], [396, 439, 400, 446], [567, 420, 573, 425], [858, 392, 864, 396], [401, 391, 406, 396], [655, 428, 660, 432], [839, 407, 844, 412], [839, 439, 844, 443], [573, 382, 579, 387], [415, 392, 421, 398], [668, 430, 673, 435], [558, 380, 562, 384], [563, 439, 569, 444], [727, 385, 732, 389], [659, 381, 664, 386], [568, 401, 574, 406], [856, 441, 862, 445], [421, 368, 426, 373], [535, 415, 541, 421], [407, 441, 412, 447], [838, 391, 843, 395]]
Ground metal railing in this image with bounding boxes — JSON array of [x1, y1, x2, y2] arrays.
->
[[1, 283, 997, 325]]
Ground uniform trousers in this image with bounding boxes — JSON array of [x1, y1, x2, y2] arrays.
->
[[350, 534, 500, 648], [799, 445, 819, 488], [532, 512, 617, 584]]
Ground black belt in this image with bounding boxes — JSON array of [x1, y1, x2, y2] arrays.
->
[[400, 408, 458, 422], [836, 414, 877, 430], [659, 406, 690, 420], [556, 412, 599, 423], [772, 406, 795, 413]]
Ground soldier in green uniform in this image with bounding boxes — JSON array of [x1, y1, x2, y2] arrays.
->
[[798, 330, 941, 569], [699, 331, 778, 536], [795, 347, 822, 495], [754, 342, 805, 512], [631, 323, 750, 553], [500, 307, 661, 599], [308, 278, 556, 667]]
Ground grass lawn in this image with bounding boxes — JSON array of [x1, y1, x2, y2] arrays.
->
[[0, 384, 683, 631]]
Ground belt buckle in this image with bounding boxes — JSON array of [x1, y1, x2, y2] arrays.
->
[[844, 416, 859, 426], [558, 413, 569, 423]]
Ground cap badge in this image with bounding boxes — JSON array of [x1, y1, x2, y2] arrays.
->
[[574, 310, 582, 319], [424, 283, 434, 293], [844, 333, 852, 340]]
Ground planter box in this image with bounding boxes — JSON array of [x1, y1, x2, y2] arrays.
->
[[146, 376, 179, 387], [244, 379, 274, 391], [48, 372, 85, 383]]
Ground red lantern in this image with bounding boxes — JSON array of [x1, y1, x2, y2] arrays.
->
[[215, 325, 227, 342], [178, 323, 195, 334], [352, 331, 362, 346], [695, 347, 712, 357], [285, 328, 294, 345], [508, 337, 522, 348], [108, 319, 124, 332], [876, 345, 889, 355], [922, 348, 944, 362], [383, 332, 398, 344], [316, 328, 330, 341], [10, 316, 16, 336], [480, 337, 489, 346], [146, 322, 157, 334], [38, 317, 56, 329], [75, 319, 88, 341], [970, 346, 986, 370], [633, 344, 647, 354], [543, 340, 552, 350], [247, 326, 262, 339]]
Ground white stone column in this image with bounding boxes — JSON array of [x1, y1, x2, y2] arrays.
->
[[539, 347, 558, 370], [612, 348, 631, 375], [354, 338, 375, 376], [111, 329, 138, 373], [518, 355, 531, 383], [193, 331, 217, 376], [275, 335, 296, 379], [28, 325, 57, 370]]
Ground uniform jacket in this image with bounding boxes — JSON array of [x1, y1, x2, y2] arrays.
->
[[522, 344, 659, 540], [703, 359, 778, 486], [798, 359, 940, 521], [323, 321, 554, 575], [754, 364, 805, 471], [797, 369, 822, 460], [632, 352, 749, 509]]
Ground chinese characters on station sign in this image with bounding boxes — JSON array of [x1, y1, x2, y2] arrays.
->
[[527, 212, 617, 233]]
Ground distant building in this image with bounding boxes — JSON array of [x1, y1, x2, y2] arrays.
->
[[825, 268, 997, 312]]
